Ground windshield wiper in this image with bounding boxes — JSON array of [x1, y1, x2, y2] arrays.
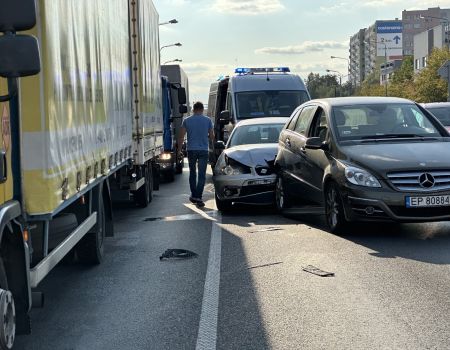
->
[[360, 134, 436, 140]]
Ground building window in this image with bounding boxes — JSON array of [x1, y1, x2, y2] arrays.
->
[[404, 23, 412, 29], [423, 56, 428, 67], [413, 23, 421, 29], [415, 59, 420, 69]]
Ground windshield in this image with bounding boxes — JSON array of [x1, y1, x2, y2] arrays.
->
[[332, 103, 443, 141], [426, 107, 450, 126], [228, 123, 285, 147], [236, 91, 309, 119]]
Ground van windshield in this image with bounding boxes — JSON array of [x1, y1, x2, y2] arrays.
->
[[236, 90, 309, 119]]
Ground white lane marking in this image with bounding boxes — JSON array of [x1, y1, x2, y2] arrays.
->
[[195, 212, 222, 350]]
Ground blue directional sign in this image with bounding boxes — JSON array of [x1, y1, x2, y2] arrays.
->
[[376, 21, 403, 58]]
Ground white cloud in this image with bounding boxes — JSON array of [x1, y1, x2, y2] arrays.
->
[[210, 0, 284, 15], [320, 0, 450, 13], [255, 41, 348, 55]]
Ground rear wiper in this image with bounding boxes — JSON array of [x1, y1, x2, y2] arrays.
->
[[360, 134, 436, 140]]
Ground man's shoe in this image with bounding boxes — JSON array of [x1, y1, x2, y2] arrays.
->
[[196, 201, 205, 208], [189, 197, 202, 204]]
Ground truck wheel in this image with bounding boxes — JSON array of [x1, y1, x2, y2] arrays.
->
[[135, 165, 152, 207], [77, 190, 106, 264], [0, 259, 15, 350]]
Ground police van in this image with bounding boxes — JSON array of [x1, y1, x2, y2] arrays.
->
[[208, 67, 310, 165]]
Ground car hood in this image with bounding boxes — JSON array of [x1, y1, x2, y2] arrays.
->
[[223, 144, 278, 167], [341, 141, 450, 178]]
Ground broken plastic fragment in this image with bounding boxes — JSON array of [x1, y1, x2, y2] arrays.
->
[[302, 265, 334, 277], [249, 227, 283, 233], [159, 249, 198, 260]]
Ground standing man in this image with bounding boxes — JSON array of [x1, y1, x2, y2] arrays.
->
[[178, 101, 214, 207]]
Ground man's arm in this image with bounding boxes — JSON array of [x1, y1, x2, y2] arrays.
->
[[208, 128, 215, 142], [178, 127, 186, 153]]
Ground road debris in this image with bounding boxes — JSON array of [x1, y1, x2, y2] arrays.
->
[[249, 226, 283, 233], [159, 249, 198, 260], [302, 265, 334, 277], [247, 262, 283, 270]]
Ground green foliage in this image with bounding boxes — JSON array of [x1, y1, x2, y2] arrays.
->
[[354, 48, 450, 102], [414, 47, 450, 103], [305, 72, 351, 99]]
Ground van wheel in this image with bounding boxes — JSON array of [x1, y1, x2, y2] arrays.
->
[[275, 175, 290, 212], [77, 190, 106, 264], [325, 182, 348, 234], [0, 258, 15, 350]]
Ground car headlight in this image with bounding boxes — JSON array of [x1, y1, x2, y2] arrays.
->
[[218, 156, 251, 176], [160, 153, 172, 160], [344, 166, 381, 187], [221, 164, 244, 175]]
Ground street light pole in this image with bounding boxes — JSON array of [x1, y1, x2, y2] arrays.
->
[[159, 42, 182, 53], [326, 69, 344, 96], [163, 59, 182, 65], [159, 19, 178, 26]]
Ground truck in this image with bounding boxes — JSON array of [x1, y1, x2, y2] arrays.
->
[[207, 67, 311, 166], [0, 0, 163, 347], [158, 65, 190, 181]]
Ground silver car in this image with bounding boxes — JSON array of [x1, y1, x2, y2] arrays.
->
[[213, 117, 289, 212]]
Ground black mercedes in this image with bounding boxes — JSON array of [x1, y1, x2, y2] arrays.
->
[[275, 97, 450, 233]]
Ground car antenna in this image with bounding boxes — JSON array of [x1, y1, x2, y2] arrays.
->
[[266, 68, 270, 81]]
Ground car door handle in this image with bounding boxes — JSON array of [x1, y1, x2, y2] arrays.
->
[[285, 138, 291, 147]]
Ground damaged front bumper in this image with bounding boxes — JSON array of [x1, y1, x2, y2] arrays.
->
[[213, 174, 276, 204]]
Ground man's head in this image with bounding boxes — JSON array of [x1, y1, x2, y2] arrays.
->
[[193, 101, 204, 114]]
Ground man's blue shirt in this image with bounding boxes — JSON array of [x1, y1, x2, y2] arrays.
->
[[182, 114, 213, 151]]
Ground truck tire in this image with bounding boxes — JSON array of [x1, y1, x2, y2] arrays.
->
[[135, 165, 152, 207], [77, 189, 106, 264], [0, 258, 15, 350]]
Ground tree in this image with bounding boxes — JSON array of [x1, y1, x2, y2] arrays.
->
[[305, 73, 340, 99], [358, 68, 386, 96], [414, 47, 450, 102], [389, 56, 415, 100]]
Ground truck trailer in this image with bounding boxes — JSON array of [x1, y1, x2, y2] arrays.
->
[[159, 65, 190, 181], [0, 0, 163, 347]]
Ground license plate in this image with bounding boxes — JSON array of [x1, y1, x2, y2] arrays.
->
[[406, 195, 450, 208]]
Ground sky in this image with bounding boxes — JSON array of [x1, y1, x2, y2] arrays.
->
[[154, 0, 450, 104]]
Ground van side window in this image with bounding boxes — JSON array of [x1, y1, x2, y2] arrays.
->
[[293, 106, 316, 136], [208, 93, 217, 118], [226, 92, 233, 118]]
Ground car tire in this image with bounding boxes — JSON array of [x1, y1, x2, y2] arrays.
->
[[275, 175, 291, 212], [215, 194, 232, 213], [325, 182, 349, 234]]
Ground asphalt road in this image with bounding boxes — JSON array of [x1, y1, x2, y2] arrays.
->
[[15, 165, 450, 350]]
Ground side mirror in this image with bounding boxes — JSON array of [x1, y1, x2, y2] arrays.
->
[[218, 110, 231, 125], [177, 87, 187, 105], [178, 104, 188, 114], [0, 34, 41, 78], [0, 0, 37, 32], [305, 137, 329, 151], [214, 141, 225, 151]]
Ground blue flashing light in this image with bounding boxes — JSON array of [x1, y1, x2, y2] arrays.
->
[[234, 67, 290, 75]]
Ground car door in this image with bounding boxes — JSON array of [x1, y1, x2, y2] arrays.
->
[[301, 107, 331, 204], [283, 105, 317, 197]]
